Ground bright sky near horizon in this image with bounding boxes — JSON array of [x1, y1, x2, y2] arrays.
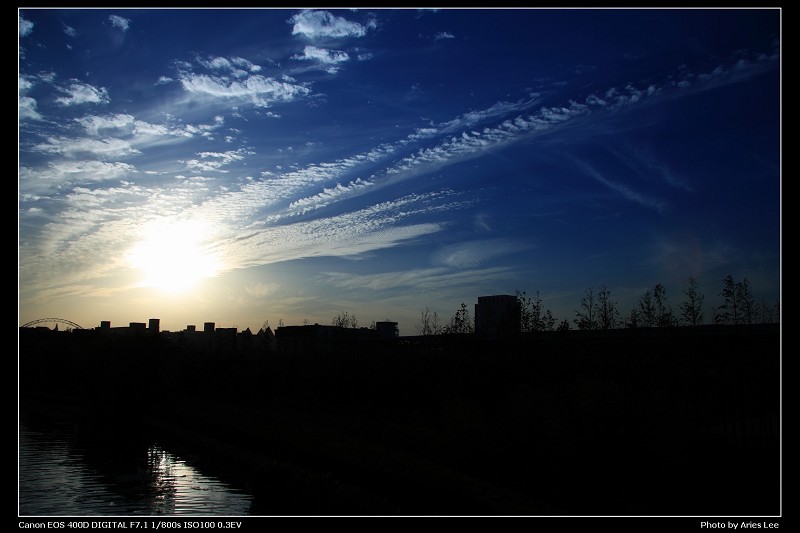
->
[[19, 8, 780, 334]]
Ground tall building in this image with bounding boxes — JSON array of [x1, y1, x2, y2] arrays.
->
[[475, 295, 520, 338], [148, 318, 160, 333], [204, 322, 215, 333]]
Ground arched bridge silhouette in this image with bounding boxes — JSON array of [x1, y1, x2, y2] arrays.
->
[[21, 318, 84, 330]]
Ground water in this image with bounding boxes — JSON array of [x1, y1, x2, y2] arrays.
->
[[19, 415, 254, 516]]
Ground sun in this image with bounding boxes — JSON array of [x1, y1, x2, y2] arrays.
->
[[128, 219, 222, 293]]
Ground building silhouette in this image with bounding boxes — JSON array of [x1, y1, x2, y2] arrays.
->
[[375, 321, 399, 339], [474, 295, 520, 338]]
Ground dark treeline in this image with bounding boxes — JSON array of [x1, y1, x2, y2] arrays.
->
[[19, 322, 780, 516], [417, 274, 779, 335]]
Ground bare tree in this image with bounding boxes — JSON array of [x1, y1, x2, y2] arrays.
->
[[638, 289, 656, 327], [444, 302, 474, 334], [415, 307, 442, 335], [653, 283, 676, 327], [736, 278, 756, 325], [574, 288, 598, 330], [517, 289, 558, 331], [543, 309, 557, 331], [680, 276, 704, 326], [718, 274, 738, 325], [596, 285, 621, 329], [332, 311, 358, 328]]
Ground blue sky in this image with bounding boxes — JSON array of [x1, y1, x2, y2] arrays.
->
[[18, 8, 780, 334]]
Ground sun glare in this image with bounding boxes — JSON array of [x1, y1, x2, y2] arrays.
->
[[128, 219, 222, 293]]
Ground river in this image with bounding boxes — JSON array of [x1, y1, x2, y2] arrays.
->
[[19, 409, 254, 516]]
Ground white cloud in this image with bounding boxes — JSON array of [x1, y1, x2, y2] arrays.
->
[[33, 137, 140, 160], [434, 31, 455, 40], [19, 76, 42, 120], [19, 96, 42, 121], [288, 178, 374, 215], [63, 23, 78, 37], [19, 14, 33, 37], [293, 45, 350, 65], [183, 148, 253, 173], [108, 14, 131, 32], [196, 55, 262, 77], [156, 76, 173, 85], [289, 10, 368, 39], [76, 113, 135, 136], [55, 81, 110, 106], [179, 72, 310, 108], [20, 161, 136, 190]]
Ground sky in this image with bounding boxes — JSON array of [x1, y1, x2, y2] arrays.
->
[[18, 8, 781, 335]]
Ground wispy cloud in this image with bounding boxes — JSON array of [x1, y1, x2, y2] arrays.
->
[[289, 10, 369, 39], [292, 45, 350, 73], [55, 81, 110, 106], [183, 148, 254, 173], [19, 14, 33, 37], [318, 266, 515, 293], [608, 143, 694, 192], [176, 57, 311, 108], [19, 161, 137, 195], [63, 23, 78, 37], [74, 113, 197, 146], [576, 161, 667, 213], [108, 14, 131, 32], [18, 96, 41, 120], [196, 55, 262, 77], [434, 31, 455, 40], [196, 189, 472, 271], [287, 178, 374, 215], [32, 136, 140, 160], [433, 239, 531, 269]]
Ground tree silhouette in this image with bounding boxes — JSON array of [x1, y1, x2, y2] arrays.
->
[[653, 283, 676, 327], [638, 289, 656, 327], [332, 311, 358, 328], [415, 307, 442, 335], [736, 278, 756, 325], [517, 290, 557, 332], [626, 307, 641, 328], [680, 276, 704, 326], [596, 285, 621, 329], [444, 302, 474, 334], [574, 288, 598, 330], [718, 275, 738, 324]]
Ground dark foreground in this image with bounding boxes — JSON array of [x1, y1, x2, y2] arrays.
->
[[19, 325, 780, 516]]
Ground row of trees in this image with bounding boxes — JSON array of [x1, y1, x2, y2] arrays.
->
[[413, 274, 779, 335], [415, 303, 475, 335]]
